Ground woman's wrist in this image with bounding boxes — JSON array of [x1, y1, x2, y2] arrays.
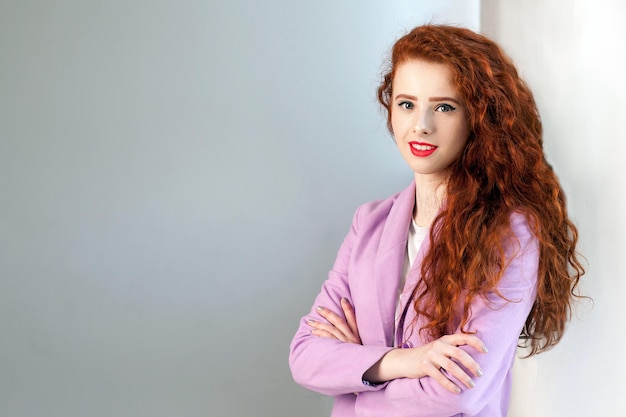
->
[[363, 348, 409, 383]]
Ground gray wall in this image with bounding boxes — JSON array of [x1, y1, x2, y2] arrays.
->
[[483, 0, 626, 415], [0, 1, 478, 416]]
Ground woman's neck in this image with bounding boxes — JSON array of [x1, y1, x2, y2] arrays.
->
[[413, 173, 447, 227]]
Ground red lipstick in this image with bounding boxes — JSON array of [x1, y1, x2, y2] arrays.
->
[[409, 141, 437, 157]]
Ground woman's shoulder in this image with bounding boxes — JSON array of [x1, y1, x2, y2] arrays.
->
[[357, 183, 415, 216], [357, 191, 402, 216], [509, 210, 535, 238], [351, 182, 415, 228], [505, 210, 540, 260]]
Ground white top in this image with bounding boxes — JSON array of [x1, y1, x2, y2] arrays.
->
[[395, 218, 430, 332]]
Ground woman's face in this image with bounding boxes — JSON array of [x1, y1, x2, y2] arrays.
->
[[391, 59, 470, 180]]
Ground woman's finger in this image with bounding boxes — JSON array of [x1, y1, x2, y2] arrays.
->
[[437, 355, 476, 390], [426, 363, 463, 394], [308, 319, 347, 342], [340, 298, 362, 343], [439, 335, 486, 378], [443, 334, 488, 355], [310, 328, 340, 340], [316, 306, 359, 343], [425, 341, 475, 390]]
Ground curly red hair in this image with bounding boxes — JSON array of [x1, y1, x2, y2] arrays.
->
[[377, 25, 585, 355]]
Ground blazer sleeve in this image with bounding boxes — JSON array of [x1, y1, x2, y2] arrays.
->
[[289, 205, 394, 396], [352, 213, 540, 416]]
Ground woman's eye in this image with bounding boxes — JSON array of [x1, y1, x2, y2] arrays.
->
[[435, 103, 456, 112], [398, 101, 414, 110]]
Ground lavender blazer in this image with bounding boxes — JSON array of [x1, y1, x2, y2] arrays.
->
[[289, 181, 539, 417]]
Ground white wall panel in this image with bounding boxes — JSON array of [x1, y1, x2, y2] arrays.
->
[[482, 1, 626, 415]]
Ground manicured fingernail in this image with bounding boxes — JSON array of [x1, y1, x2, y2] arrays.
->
[[307, 319, 315, 325], [477, 368, 484, 377], [468, 380, 476, 388], [454, 386, 461, 394], [316, 306, 324, 312], [482, 345, 489, 353]]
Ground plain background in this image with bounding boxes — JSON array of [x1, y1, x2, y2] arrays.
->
[[1, 0, 624, 416], [0, 1, 478, 416]]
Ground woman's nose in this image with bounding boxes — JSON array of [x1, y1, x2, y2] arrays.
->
[[413, 111, 433, 135]]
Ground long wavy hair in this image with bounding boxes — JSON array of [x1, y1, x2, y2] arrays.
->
[[377, 25, 585, 356]]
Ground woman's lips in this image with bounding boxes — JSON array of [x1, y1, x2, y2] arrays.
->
[[409, 141, 437, 157]]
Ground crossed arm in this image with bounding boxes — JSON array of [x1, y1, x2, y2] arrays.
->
[[290, 210, 538, 415], [308, 297, 487, 395]]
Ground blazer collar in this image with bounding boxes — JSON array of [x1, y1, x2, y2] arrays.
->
[[378, 181, 416, 255]]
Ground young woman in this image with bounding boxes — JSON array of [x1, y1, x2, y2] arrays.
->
[[289, 24, 585, 416]]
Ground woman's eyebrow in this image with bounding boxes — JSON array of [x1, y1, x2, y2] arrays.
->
[[394, 93, 417, 101], [429, 96, 461, 104], [394, 94, 460, 105]]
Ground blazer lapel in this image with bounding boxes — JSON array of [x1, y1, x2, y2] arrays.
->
[[372, 182, 415, 346]]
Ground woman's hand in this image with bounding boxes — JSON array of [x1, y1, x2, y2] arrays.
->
[[307, 298, 362, 344], [364, 334, 487, 394]]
